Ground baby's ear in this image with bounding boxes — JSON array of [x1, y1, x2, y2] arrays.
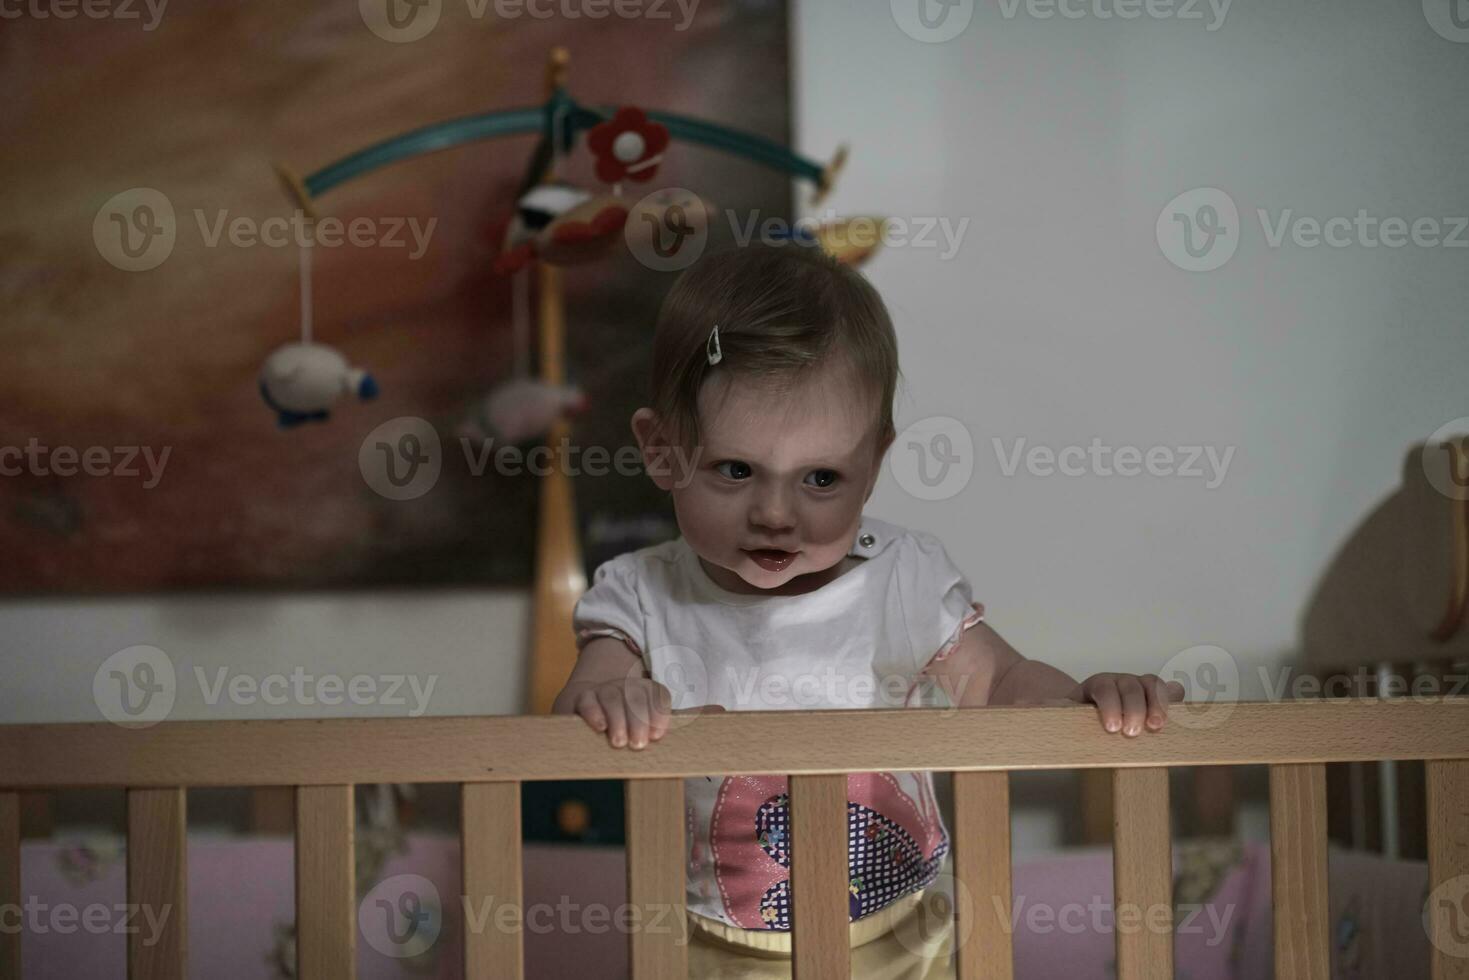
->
[[631, 408, 680, 492]]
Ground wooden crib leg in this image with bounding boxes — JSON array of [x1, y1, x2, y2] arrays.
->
[[463, 782, 524, 979], [296, 785, 355, 980], [1269, 764, 1329, 980], [790, 774, 850, 980], [1112, 768, 1173, 980], [1427, 759, 1469, 980], [953, 770, 1014, 980], [1, 792, 19, 980], [127, 787, 187, 980]]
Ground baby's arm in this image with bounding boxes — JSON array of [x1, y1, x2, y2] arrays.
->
[[919, 623, 1183, 736], [552, 636, 673, 750]]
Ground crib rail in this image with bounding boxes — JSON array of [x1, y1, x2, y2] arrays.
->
[[2, 699, 1468, 979]]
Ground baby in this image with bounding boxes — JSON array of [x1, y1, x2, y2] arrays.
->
[[552, 244, 1182, 978]]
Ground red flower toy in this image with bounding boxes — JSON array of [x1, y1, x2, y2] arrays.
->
[[587, 107, 669, 184]]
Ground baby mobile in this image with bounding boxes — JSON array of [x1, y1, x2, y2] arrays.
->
[[264, 47, 882, 712]]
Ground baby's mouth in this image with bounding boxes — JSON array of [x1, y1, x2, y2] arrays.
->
[[743, 548, 798, 572]]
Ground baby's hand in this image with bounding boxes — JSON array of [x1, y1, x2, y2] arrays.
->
[[1071, 673, 1184, 737], [572, 678, 726, 750], [573, 677, 673, 750]]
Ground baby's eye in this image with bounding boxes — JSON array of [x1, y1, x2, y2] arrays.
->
[[805, 469, 840, 489], [715, 460, 752, 481]]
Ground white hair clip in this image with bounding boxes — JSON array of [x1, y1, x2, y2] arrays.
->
[[706, 323, 723, 365]]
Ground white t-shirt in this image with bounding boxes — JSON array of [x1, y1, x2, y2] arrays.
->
[[571, 514, 986, 930]]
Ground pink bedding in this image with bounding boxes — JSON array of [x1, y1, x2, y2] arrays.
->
[[15, 835, 1427, 978]]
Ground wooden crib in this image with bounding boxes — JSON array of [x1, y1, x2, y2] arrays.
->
[[2, 699, 1467, 980]]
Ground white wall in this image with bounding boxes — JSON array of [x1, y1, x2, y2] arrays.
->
[[2, 0, 1465, 726], [794, 0, 1468, 693], [0, 591, 527, 723]]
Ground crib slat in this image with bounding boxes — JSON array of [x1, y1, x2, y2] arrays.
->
[[126, 787, 187, 980], [1427, 759, 1469, 980], [790, 773, 850, 980], [463, 782, 524, 979], [1, 792, 19, 980], [953, 770, 1013, 979], [1269, 763, 1329, 980], [1112, 768, 1173, 980], [297, 785, 355, 980], [625, 779, 688, 980]]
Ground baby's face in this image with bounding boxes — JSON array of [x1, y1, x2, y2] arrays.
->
[[636, 360, 890, 596]]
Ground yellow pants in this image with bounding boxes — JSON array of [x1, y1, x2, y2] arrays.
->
[[686, 887, 956, 979]]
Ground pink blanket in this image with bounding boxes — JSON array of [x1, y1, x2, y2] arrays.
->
[[16, 835, 1426, 978]]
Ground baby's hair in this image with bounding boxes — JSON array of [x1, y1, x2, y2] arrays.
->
[[647, 244, 901, 453]]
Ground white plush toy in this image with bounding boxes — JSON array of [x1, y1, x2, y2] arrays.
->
[[258, 342, 378, 428], [458, 378, 588, 445]]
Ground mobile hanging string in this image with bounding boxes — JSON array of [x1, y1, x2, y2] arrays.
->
[[299, 215, 314, 346]]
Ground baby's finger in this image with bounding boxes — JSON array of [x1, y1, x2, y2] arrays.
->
[[575, 690, 608, 733], [1117, 675, 1147, 737], [1165, 680, 1186, 701], [1087, 677, 1123, 733], [647, 682, 673, 741], [623, 682, 653, 749], [597, 687, 629, 748], [1140, 674, 1168, 730]]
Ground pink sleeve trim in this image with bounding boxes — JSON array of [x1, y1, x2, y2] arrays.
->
[[576, 626, 643, 656], [920, 601, 986, 670]]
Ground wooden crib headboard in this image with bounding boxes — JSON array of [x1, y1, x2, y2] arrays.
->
[[3, 700, 1468, 980]]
